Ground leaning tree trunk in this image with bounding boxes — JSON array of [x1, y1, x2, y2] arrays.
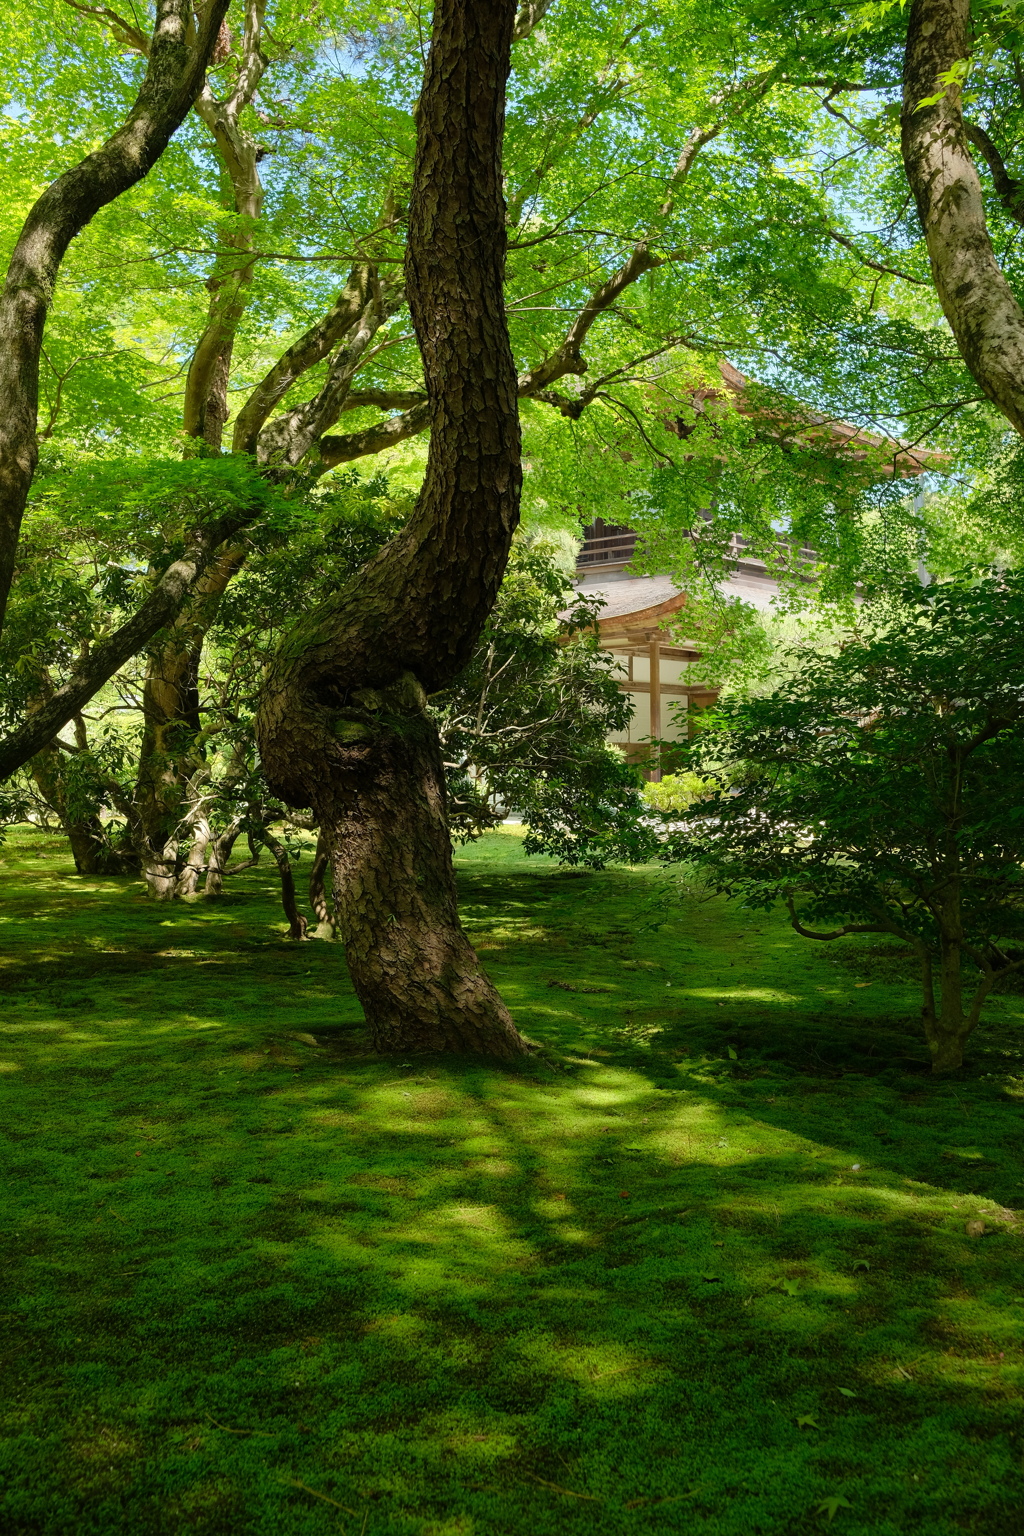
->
[[901, 0, 1024, 436], [257, 0, 528, 1060], [0, 0, 229, 636]]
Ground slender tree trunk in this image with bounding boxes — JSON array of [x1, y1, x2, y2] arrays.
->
[[134, 637, 203, 896], [257, 0, 529, 1060], [309, 832, 337, 937], [263, 831, 308, 939], [919, 885, 978, 1071], [203, 826, 242, 895], [922, 933, 972, 1071]]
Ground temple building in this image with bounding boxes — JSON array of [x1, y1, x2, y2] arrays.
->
[[574, 521, 791, 774], [573, 365, 940, 779]]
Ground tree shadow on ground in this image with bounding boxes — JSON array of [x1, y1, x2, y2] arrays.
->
[[2, 831, 1023, 1535]]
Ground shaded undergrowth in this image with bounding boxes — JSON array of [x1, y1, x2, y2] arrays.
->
[[1, 825, 1022, 1536]]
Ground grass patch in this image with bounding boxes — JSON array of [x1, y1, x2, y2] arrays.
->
[[1, 824, 1023, 1535]]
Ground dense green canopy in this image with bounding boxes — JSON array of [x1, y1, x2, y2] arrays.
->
[[0, 0, 1004, 607]]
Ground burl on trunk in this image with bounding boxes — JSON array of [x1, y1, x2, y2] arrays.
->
[[256, 0, 529, 1060]]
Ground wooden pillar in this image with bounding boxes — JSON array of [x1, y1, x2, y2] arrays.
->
[[648, 634, 661, 781]]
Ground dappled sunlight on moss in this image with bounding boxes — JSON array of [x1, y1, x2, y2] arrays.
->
[[2, 828, 1023, 1533]]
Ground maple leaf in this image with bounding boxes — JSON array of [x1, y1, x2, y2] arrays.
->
[[815, 1494, 853, 1522]]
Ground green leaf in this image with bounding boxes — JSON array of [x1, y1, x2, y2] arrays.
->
[[836, 1387, 858, 1398], [816, 1495, 853, 1521], [795, 1415, 819, 1430]]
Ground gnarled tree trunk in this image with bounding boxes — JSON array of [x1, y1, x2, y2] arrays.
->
[[133, 544, 245, 896], [257, 0, 529, 1060]]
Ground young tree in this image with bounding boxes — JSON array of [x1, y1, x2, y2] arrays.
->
[[664, 573, 1024, 1073], [433, 542, 652, 866]]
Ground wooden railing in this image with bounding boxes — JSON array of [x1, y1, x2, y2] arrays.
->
[[577, 524, 637, 567], [577, 522, 818, 575]]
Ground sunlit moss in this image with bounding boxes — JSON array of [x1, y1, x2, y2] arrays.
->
[[1, 825, 1022, 1534]]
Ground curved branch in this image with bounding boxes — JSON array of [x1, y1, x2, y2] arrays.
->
[[786, 899, 897, 943], [0, 505, 263, 782], [0, 0, 230, 633]]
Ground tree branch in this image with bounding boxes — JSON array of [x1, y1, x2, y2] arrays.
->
[[0, 0, 231, 635], [318, 401, 432, 468], [513, 0, 555, 42], [963, 119, 1024, 229], [824, 227, 931, 286], [0, 505, 264, 782], [184, 0, 268, 446], [255, 278, 406, 467], [232, 266, 377, 453], [62, 0, 149, 53]]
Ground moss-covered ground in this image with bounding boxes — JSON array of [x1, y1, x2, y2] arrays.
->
[[1, 824, 1023, 1536]]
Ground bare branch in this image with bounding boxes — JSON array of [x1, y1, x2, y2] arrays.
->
[[318, 401, 432, 468], [824, 227, 931, 286]]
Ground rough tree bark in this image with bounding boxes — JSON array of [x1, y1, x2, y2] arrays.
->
[[132, 544, 246, 896], [257, 0, 529, 1060], [901, 0, 1024, 435], [0, 0, 230, 635]]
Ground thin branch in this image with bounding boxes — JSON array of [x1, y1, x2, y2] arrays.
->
[[824, 227, 931, 287]]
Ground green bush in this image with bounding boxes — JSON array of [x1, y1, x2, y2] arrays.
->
[[641, 770, 715, 813]]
